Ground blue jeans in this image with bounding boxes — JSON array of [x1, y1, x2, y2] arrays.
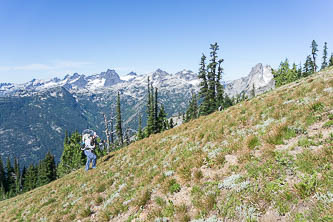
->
[[84, 150, 96, 171]]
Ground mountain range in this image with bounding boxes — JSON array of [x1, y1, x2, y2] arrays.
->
[[0, 63, 274, 167]]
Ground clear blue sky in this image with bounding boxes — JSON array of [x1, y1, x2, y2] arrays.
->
[[0, 0, 332, 83]]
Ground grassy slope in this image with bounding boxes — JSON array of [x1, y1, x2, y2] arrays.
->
[[1, 68, 332, 222]]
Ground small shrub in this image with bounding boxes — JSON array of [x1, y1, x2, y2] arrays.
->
[[95, 196, 103, 205], [80, 206, 92, 218], [247, 136, 260, 149], [328, 114, 333, 120], [96, 183, 106, 193], [193, 169, 203, 181], [155, 196, 166, 207], [99, 210, 111, 222], [266, 125, 296, 145], [298, 137, 312, 148], [310, 102, 324, 112], [169, 179, 181, 194], [161, 200, 175, 217], [137, 189, 151, 207], [295, 174, 318, 199], [323, 120, 333, 128]]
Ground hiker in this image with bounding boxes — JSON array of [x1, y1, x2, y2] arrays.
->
[[83, 134, 97, 171]]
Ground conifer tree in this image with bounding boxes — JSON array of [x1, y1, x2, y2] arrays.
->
[[137, 115, 144, 140], [321, 42, 328, 70], [329, 53, 333, 67], [14, 158, 20, 194], [251, 83, 255, 98], [311, 40, 318, 73], [303, 55, 312, 76], [216, 59, 224, 108], [198, 54, 209, 115], [37, 152, 56, 187], [23, 164, 37, 192], [207, 43, 219, 113], [158, 104, 168, 132], [110, 109, 114, 145], [0, 157, 5, 199], [57, 132, 84, 177], [169, 118, 174, 129], [5, 157, 15, 195], [185, 93, 198, 122], [146, 77, 154, 136], [116, 91, 123, 145], [20, 166, 26, 193], [154, 87, 159, 133], [273, 59, 299, 86], [297, 63, 302, 78]]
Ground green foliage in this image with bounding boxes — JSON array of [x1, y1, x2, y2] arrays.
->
[[267, 126, 296, 145], [311, 40, 318, 73], [273, 59, 299, 87], [295, 174, 318, 199], [329, 53, 333, 67], [37, 152, 57, 187], [247, 136, 260, 149], [57, 131, 85, 177], [310, 102, 324, 112], [96, 183, 106, 193], [185, 93, 198, 122], [116, 91, 123, 145], [323, 120, 333, 128], [168, 179, 181, 194], [136, 115, 144, 140], [321, 42, 328, 70], [198, 43, 227, 116], [80, 206, 93, 218], [136, 189, 151, 207]]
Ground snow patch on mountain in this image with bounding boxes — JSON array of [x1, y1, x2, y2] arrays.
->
[[0, 63, 274, 99]]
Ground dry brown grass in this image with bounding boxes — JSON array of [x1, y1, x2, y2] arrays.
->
[[0, 67, 332, 221]]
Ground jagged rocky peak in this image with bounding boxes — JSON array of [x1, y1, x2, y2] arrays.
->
[[175, 69, 196, 81], [127, 71, 137, 76], [150, 68, 169, 80], [225, 63, 274, 97], [101, 69, 122, 86]]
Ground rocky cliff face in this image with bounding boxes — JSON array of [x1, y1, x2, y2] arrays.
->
[[225, 63, 275, 97]]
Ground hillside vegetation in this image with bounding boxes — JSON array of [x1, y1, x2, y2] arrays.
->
[[0, 68, 332, 221]]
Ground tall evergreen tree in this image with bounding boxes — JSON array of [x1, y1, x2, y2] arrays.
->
[[303, 55, 313, 76], [0, 157, 5, 199], [116, 91, 123, 145], [14, 158, 20, 194], [154, 87, 159, 133], [57, 132, 84, 177], [216, 59, 224, 108], [198, 54, 209, 115], [158, 104, 168, 132], [20, 166, 26, 193], [329, 53, 333, 67], [297, 63, 303, 78], [137, 115, 144, 140], [169, 118, 174, 129], [273, 59, 299, 87], [311, 40, 318, 73], [23, 164, 37, 192], [185, 93, 198, 122], [5, 157, 15, 195], [321, 42, 328, 70], [207, 43, 219, 113], [146, 77, 154, 136], [37, 152, 56, 187]]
